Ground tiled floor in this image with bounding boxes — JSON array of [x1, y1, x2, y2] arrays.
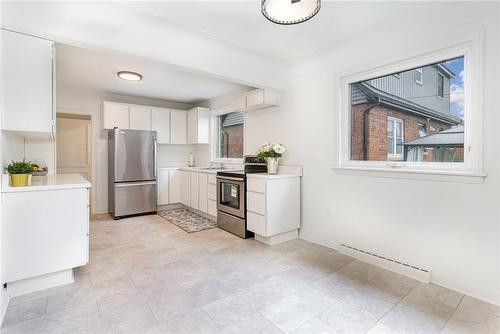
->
[[2, 214, 499, 333]]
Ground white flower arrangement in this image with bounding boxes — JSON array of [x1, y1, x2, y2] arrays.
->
[[256, 142, 287, 161]]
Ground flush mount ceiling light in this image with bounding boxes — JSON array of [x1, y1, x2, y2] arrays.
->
[[261, 0, 321, 25], [117, 71, 143, 81]]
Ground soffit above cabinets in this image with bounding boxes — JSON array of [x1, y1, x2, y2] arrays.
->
[[56, 43, 249, 104]]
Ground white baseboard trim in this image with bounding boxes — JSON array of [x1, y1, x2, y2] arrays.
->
[[255, 229, 299, 246], [6, 269, 74, 298]]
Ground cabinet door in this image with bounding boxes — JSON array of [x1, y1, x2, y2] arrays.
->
[[152, 108, 170, 144], [157, 169, 169, 205], [180, 171, 190, 206], [103, 102, 129, 129], [198, 173, 208, 213], [196, 108, 210, 144], [2, 30, 54, 133], [129, 105, 152, 130], [168, 170, 181, 204], [170, 110, 187, 144], [189, 172, 199, 209], [208, 200, 217, 217], [187, 109, 198, 144]]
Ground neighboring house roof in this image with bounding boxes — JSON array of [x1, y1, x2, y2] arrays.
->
[[436, 63, 455, 78], [402, 125, 464, 147], [222, 112, 244, 127], [356, 82, 462, 125]]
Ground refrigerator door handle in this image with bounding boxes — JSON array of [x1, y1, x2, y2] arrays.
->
[[153, 140, 157, 177], [115, 181, 157, 187]]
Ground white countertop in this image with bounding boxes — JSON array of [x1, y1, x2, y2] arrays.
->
[[246, 173, 301, 179], [157, 166, 239, 174], [2, 173, 91, 193]]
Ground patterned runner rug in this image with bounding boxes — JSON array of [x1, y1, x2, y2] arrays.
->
[[158, 208, 217, 233]]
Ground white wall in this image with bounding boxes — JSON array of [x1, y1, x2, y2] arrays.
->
[[241, 6, 499, 305], [56, 84, 198, 214]]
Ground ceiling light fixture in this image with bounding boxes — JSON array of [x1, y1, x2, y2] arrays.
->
[[117, 71, 143, 81], [261, 0, 321, 25]]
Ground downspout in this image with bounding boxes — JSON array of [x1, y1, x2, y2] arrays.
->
[[362, 98, 381, 160]]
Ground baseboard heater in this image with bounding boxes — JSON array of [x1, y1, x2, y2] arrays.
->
[[339, 244, 431, 283]]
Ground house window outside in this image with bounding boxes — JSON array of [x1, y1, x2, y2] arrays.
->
[[415, 68, 423, 85], [417, 123, 426, 137], [437, 73, 445, 98], [214, 112, 244, 160], [387, 117, 404, 159], [348, 55, 465, 165]]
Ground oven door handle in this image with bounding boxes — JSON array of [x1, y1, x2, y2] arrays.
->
[[217, 176, 245, 182]]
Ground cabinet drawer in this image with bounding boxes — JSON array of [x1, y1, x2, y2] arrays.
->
[[247, 178, 266, 194], [247, 191, 266, 215], [247, 211, 266, 236], [207, 174, 216, 185], [208, 183, 217, 200]]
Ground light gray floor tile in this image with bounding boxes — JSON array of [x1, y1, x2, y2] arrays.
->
[[441, 296, 500, 334], [2, 214, 493, 334], [2, 297, 47, 327], [260, 287, 337, 332]]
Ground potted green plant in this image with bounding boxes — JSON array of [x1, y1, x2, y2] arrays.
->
[[256, 143, 287, 174], [6, 160, 34, 187]]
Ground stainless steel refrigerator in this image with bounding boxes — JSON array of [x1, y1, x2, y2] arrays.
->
[[108, 128, 157, 219]]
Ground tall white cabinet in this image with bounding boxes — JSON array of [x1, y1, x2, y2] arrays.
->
[[152, 108, 171, 144], [187, 107, 210, 144], [1, 30, 54, 133]]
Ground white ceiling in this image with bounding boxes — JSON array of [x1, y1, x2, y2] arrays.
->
[[122, 1, 421, 58], [56, 43, 248, 104]]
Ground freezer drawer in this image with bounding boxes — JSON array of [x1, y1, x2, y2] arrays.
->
[[113, 181, 157, 218]]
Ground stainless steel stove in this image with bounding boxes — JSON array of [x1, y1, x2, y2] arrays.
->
[[216, 157, 267, 238]]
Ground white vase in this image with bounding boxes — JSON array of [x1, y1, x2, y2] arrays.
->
[[265, 157, 280, 174]]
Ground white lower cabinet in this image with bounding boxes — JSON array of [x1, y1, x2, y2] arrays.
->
[[168, 170, 181, 204], [246, 176, 301, 244], [157, 169, 169, 205], [3, 187, 89, 283], [180, 170, 190, 206], [160, 169, 217, 218], [208, 200, 217, 217], [198, 173, 208, 213], [189, 172, 199, 209]]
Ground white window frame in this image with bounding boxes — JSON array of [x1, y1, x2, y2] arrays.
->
[[437, 72, 445, 99], [210, 108, 245, 164], [387, 116, 404, 160], [417, 123, 427, 137], [337, 41, 485, 182], [415, 68, 423, 85]]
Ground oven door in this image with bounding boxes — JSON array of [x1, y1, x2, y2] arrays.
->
[[217, 176, 245, 218]]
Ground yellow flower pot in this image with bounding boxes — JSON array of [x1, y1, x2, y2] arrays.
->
[[10, 174, 30, 187]]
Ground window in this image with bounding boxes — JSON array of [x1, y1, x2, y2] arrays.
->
[[213, 112, 244, 160], [437, 73, 444, 98], [417, 123, 426, 137], [341, 46, 479, 178], [415, 68, 423, 85], [387, 117, 404, 160]]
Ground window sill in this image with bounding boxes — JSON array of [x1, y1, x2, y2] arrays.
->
[[332, 166, 486, 184]]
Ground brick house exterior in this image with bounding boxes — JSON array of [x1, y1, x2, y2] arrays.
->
[[219, 112, 244, 158], [351, 64, 462, 161]]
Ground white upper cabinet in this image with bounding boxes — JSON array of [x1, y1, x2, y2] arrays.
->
[[129, 105, 152, 130], [1, 30, 54, 133], [103, 101, 129, 129], [187, 107, 209, 144], [170, 109, 187, 144], [231, 88, 280, 112], [151, 107, 170, 144]]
